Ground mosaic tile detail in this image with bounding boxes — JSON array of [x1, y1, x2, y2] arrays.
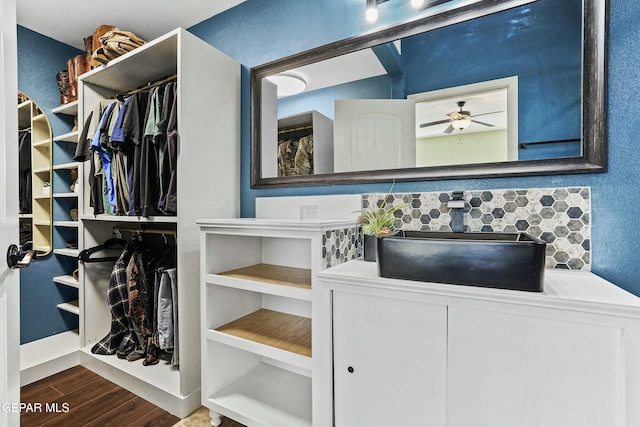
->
[[362, 187, 591, 271], [322, 226, 361, 269]]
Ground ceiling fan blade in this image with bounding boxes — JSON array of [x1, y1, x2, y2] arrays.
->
[[471, 110, 504, 118], [471, 119, 495, 127], [443, 124, 455, 134], [420, 118, 451, 128]]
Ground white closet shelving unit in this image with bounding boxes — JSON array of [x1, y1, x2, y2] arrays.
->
[[51, 101, 80, 303], [198, 219, 355, 427], [76, 28, 240, 417], [18, 97, 53, 254], [19, 94, 80, 387]]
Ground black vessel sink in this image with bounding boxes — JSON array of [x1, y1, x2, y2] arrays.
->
[[377, 231, 546, 292]]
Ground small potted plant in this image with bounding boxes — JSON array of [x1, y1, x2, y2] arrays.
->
[[357, 186, 408, 262]]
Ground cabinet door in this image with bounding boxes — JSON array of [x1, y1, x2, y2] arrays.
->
[[332, 290, 447, 427], [447, 306, 624, 427]]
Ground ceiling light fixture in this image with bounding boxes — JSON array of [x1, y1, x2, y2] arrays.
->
[[265, 72, 307, 97], [366, 0, 378, 22], [411, 0, 425, 8], [451, 117, 471, 130]]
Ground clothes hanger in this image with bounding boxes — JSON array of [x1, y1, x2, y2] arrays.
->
[[78, 237, 127, 263]]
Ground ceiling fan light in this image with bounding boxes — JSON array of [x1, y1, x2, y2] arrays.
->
[[452, 118, 471, 130], [366, 0, 378, 22], [411, 0, 425, 8]]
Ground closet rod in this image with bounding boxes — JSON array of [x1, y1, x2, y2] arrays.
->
[[278, 124, 313, 134], [119, 73, 177, 97], [113, 227, 177, 236]]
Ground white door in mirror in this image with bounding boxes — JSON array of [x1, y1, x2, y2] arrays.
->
[[333, 99, 416, 173]]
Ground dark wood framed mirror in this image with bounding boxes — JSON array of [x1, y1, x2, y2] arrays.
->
[[250, 0, 606, 188]]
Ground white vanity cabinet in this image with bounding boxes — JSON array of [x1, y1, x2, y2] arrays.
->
[[198, 218, 356, 427], [316, 260, 640, 427], [332, 290, 446, 427]]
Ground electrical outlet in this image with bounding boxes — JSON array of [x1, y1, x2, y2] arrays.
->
[[300, 205, 319, 219]]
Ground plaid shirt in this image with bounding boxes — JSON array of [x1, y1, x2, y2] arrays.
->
[[91, 248, 139, 356]]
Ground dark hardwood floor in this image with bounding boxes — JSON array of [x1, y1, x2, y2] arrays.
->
[[20, 366, 244, 426]]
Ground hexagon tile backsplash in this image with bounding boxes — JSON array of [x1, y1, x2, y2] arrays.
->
[[362, 187, 591, 271]]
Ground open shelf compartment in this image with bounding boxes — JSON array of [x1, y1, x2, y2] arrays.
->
[[204, 342, 312, 427]]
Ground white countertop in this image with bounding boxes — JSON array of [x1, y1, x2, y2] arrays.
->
[[197, 217, 357, 231], [317, 260, 640, 316]]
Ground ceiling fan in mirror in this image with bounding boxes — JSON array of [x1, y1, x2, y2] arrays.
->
[[419, 101, 503, 134]]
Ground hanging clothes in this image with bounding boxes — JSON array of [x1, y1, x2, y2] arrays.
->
[[110, 96, 133, 215], [140, 86, 163, 217], [121, 90, 150, 216], [80, 80, 178, 218], [164, 84, 178, 214], [90, 247, 139, 357], [90, 233, 178, 366], [156, 82, 176, 213], [18, 129, 32, 214]]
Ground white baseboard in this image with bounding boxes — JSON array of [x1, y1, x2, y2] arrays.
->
[[20, 330, 80, 386]]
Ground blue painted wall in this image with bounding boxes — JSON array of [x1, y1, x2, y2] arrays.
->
[[277, 0, 581, 160], [17, 26, 83, 344], [403, 0, 582, 147], [189, 0, 640, 296]]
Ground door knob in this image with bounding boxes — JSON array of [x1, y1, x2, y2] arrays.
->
[[6, 242, 35, 269]]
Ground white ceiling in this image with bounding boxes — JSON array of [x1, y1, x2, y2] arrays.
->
[[16, 0, 246, 50]]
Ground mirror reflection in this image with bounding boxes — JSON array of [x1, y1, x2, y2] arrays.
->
[[253, 0, 601, 187]]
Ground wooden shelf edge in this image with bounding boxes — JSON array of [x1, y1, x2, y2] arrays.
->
[[53, 221, 79, 228], [53, 275, 79, 289], [217, 264, 312, 290], [80, 214, 177, 223], [53, 161, 79, 170], [52, 100, 78, 115], [215, 308, 312, 358], [53, 192, 79, 198], [32, 138, 51, 147], [56, 301, 79, 315], [53, 248, 79, 258]]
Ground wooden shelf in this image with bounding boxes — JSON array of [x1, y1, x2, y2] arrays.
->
[[53, 162, 79, 171], [53, 131, 79, 144], [218, 263, 311, 290], [57, 301, 79, 316], [53, 275, 79, 289], [32, 113, 47, 122], [54, 248, 79, 258], [215, 308, 311, 358], [53, 221, 79, 228], [52, 100, 78, 116], [81, 214, 177, 223], [206, 363, 312, 427], [33, 166, 51, 174], [32, 138, 52, 148], [53, 192, 78, 198]]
